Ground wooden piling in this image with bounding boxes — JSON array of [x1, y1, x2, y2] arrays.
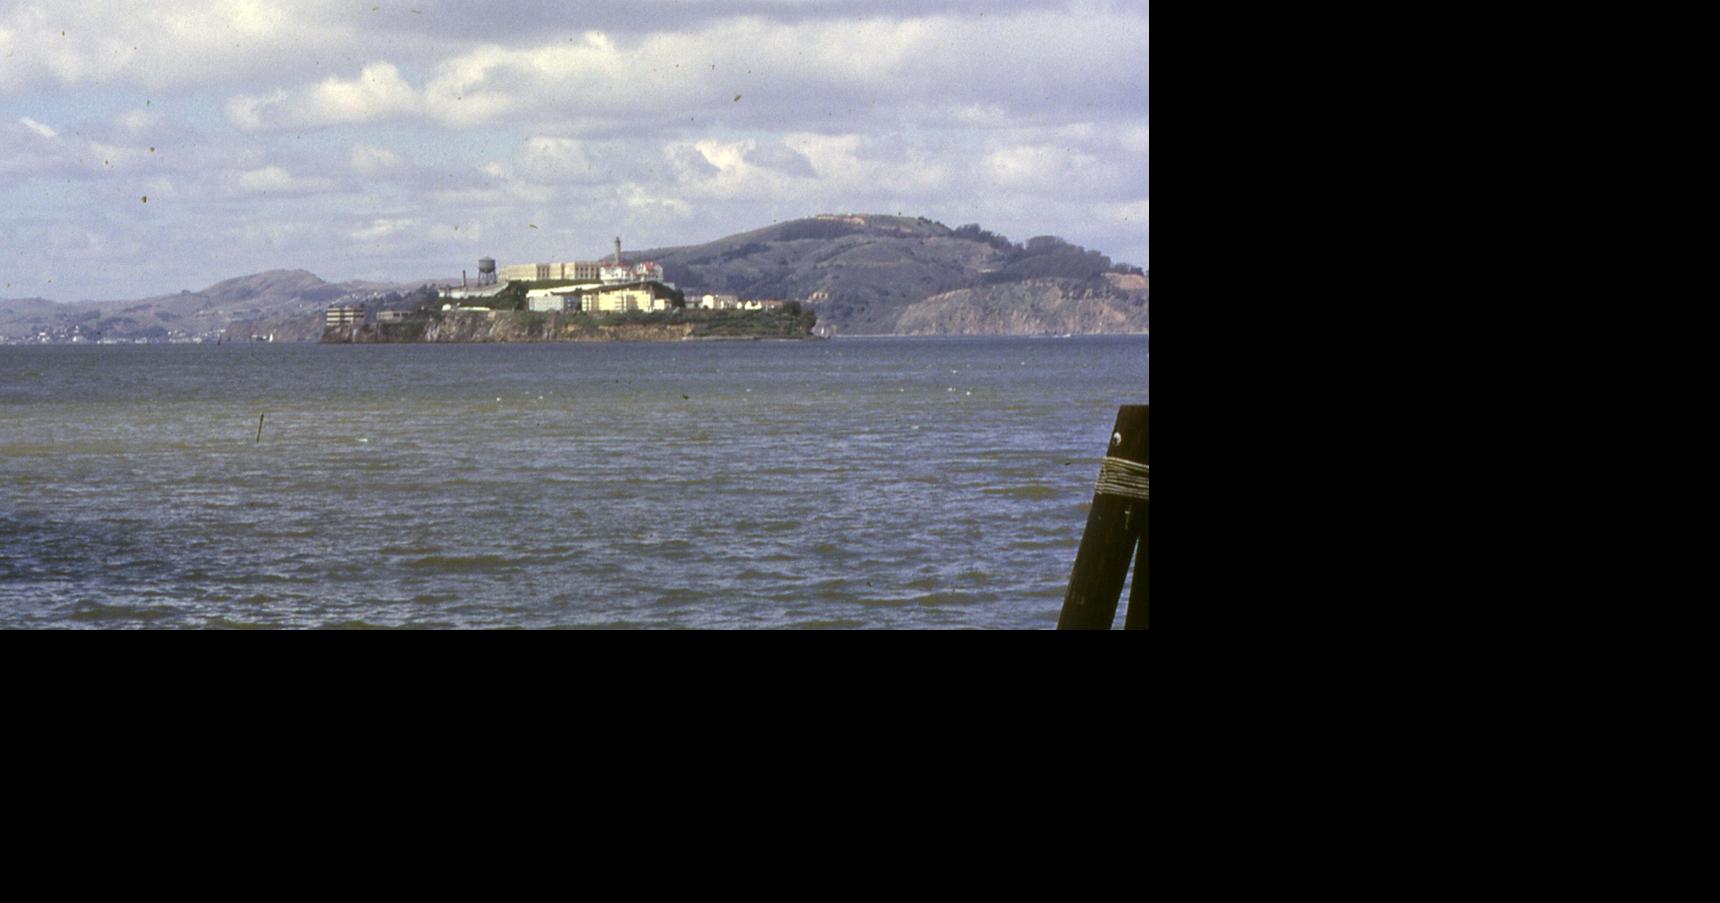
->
[[256, 413, 265, 444], [1058, 405, 1148, 629], [1124, 530, 1148, 630]]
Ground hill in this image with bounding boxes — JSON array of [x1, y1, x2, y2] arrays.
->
[[1, 270, 418, 343], [629, 214, 1147, 335]]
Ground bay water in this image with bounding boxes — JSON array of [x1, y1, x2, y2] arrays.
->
[[1, 336, 1148, 628]]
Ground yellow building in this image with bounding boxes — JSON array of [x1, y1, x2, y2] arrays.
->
[[325, 305, 363, 326], [577, 283, 675, 313]]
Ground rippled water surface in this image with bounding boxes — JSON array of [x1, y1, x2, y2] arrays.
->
[[1, 337, 1147, 628]]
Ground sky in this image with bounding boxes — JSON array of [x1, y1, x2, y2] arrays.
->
[[1, 0, 1149, 302]]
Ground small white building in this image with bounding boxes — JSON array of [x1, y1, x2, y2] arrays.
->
[[444, 282, 512, 301], [601, 261, 665, 284]]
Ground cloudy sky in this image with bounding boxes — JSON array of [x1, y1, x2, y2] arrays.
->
[[1, 0, 1149, 301]]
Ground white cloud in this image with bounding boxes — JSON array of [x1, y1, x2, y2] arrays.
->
[[226, 219, 311, 248], [984, 145, 1063, 187], [235, 165, 331, 193], [783, 132, 951, 197], [220, 8, 1147, 133], [982, 138, 1142, 200], [86, 140, 150, 172], [663, 144, 720, 179], [1109, 198, 1150, 225], [1, 125, 65, 176], [621, 185, 692, 218], [350, 143, 403, 172], [143, 176, 179, 200], [19, 116, 56, 138], [237, 166, 294, 191], [690, 140, 748, 173], [743, 143, 817, 178], [0, 1, 366, 95], [350, 218, 418, 241], [115, 110, 160, 135], [228, 63, 422, 130], [517, 137, 597, 182], [1118, 125, 1151, 155], [224, 90, 286, 130]]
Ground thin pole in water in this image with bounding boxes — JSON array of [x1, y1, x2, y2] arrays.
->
[[256, 413, 265, 444]]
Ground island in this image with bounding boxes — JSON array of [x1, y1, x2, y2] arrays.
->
[[323, 305, 820, 343], [321, 243, 819, 343]]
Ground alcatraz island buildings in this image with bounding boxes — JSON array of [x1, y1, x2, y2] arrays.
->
[[322, 236, 794, 329], [446, 237, 786, 314], [425, 236, 673, 314]]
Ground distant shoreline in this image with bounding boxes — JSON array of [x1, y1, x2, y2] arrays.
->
[[2, 331, 1153, 348]]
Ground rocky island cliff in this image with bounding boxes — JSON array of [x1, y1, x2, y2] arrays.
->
[[323, 306, 820, 344]]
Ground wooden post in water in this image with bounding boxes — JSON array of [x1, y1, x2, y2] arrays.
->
[[1124, 527, 1148, 630], [1058, 405, 1149, 629], [256, 413, 265, 444]]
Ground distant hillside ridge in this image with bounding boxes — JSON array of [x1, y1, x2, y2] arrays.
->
[[1, 269, 423, 343], [3, 213, 1146, 341], [627, 214, 1145, 334]]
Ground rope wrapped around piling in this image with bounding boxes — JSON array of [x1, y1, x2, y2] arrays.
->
[[1093, 456, 1150, 501]]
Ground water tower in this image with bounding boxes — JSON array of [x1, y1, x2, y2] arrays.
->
[[478, 257, 497, 286]]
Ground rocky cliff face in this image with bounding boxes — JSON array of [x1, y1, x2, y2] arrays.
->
[[894, 277, 1149, 336], [328, 315, 698, 343], [323, 307, 818, 343]]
